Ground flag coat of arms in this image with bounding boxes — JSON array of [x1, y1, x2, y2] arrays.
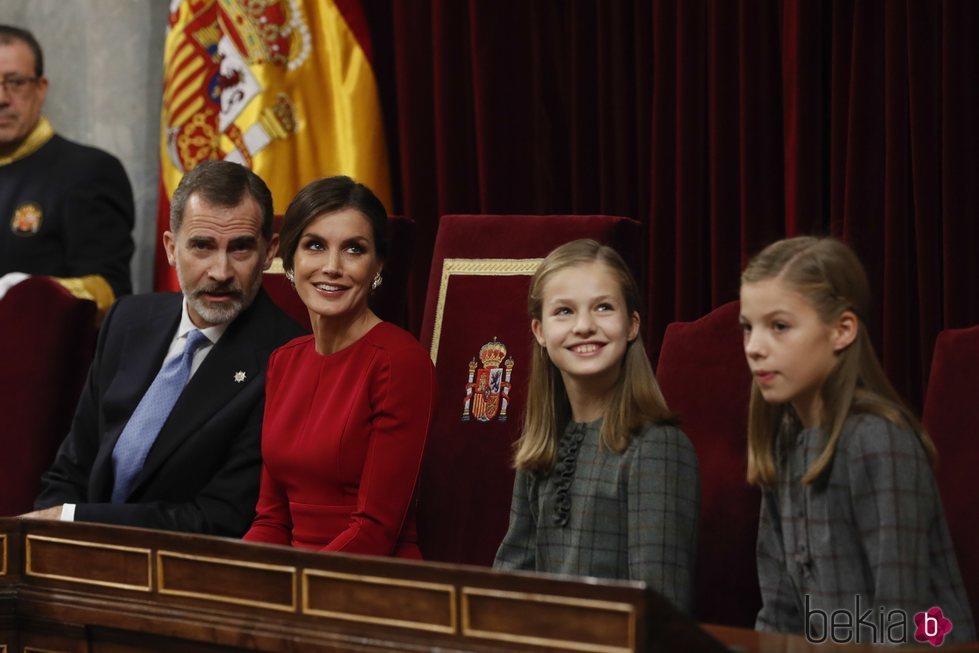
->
[[156, 0, 391, 290]]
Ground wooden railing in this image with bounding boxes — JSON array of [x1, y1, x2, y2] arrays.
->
[[0, 519, 975, 652]]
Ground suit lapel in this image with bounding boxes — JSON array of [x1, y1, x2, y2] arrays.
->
[[128, 297, 270, 497]]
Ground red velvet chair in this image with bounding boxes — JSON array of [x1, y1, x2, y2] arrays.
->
[[922, 324, 979, 626], [262, 215, 416, 331], [262, 267, 310, 331], [0, 277, 97, 516], [416, 214, 643, 566], [655, 301, 760, 627]]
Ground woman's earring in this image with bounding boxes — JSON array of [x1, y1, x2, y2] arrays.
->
[[284, 270, 295, 286], [371, 272, 383, 292]]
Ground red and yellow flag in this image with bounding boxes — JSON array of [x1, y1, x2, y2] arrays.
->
[[155, 0, 391, 290]]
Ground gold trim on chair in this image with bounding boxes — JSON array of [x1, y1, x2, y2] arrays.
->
[[53, 274, 115, 315], [25, 535, 152, 592], [265, 257, 286, 274], [157, 551, 297, 612], [0, 534, 6, 576], [461, 587, 636, 653], [302, 569, 457, 634], [430, 258, 542, 364]]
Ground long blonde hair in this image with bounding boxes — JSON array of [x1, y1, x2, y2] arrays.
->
[[513, 239, 675, 472], [742, 236, 935, 486]]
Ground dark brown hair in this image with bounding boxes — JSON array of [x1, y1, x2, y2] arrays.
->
[[169, 160, 274, 240], [279, 176, 389, 273], [0, 25, 43, 77]]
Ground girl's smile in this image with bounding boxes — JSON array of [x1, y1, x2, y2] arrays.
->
[[532, 261, 639, 399], [567, 340, 607, 355]]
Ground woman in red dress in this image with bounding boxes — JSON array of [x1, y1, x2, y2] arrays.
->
[[243, 177, 437, 558]]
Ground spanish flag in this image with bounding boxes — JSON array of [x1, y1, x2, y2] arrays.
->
[[155, 0, 391, 290]]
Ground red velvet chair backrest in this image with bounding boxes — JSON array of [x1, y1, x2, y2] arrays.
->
[[655, 301, 760, 627], [417, 214, 643, 566], [0, 277, 97, 516], [261, 272, 310, 331], [263, 215, 416, 331], [922, 325, 979, 624]]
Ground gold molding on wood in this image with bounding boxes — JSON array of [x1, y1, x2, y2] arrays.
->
[[157, 551, 297, 612], [265, 257, 285, 274], [0, 534, 6, 576], [25, 535, 151, 592], [24, 648, 71, 653], [302, 569, 457, 634], [461, 587, 636, 653], [430, 258, 542, 364]]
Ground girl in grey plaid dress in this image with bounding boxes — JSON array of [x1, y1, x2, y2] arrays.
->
[[740, 237, 975, 645], [494, 239, 699, 614]]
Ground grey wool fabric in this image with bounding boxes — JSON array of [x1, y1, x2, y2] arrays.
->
[[494, 419, 699, 614], [755, 413, 976, 643]]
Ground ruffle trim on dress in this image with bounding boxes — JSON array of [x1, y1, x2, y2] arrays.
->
[[551, 422, 587, 527]]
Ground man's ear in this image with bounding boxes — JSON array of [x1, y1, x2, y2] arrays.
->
[[36, 76, 48, 105], [262, 234, 280, 271], [163, 231, 177, 267], [833, 310, 859, 352]]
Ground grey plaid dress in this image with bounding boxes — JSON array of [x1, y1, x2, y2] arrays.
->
[[756, 414, 976, 643], [494, 419, 699, 614]]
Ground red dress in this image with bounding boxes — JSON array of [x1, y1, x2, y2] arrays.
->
[[243, 322, 437, 557]]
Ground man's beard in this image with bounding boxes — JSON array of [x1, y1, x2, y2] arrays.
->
[[178, 272, 260, 326]]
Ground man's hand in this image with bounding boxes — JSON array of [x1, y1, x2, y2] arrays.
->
[[20, 505, 64, 520]]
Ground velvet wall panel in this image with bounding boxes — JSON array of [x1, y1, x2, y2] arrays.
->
[[366, 0, 979, 411]]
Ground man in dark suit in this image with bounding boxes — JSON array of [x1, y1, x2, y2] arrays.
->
[[28, 160, 304, 537], [0, 24, 134, 312]]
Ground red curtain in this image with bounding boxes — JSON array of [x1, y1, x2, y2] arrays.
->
[[364, 0, 979, 408]]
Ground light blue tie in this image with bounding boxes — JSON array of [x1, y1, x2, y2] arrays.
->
[[111, 329, 209, 503]]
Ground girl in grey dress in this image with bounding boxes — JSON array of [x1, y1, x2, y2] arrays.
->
[[740, 237, 975, 645], [494, 239, 699, 614]]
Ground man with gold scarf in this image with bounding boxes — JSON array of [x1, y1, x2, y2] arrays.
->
[[0, 24, 133, 313]]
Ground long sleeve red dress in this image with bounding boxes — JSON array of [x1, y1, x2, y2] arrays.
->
[[243, 322, 437, 558]]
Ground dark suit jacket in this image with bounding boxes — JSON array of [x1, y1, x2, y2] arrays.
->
[[0, 134, 135, 297], [35, 289, 305, 536]]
